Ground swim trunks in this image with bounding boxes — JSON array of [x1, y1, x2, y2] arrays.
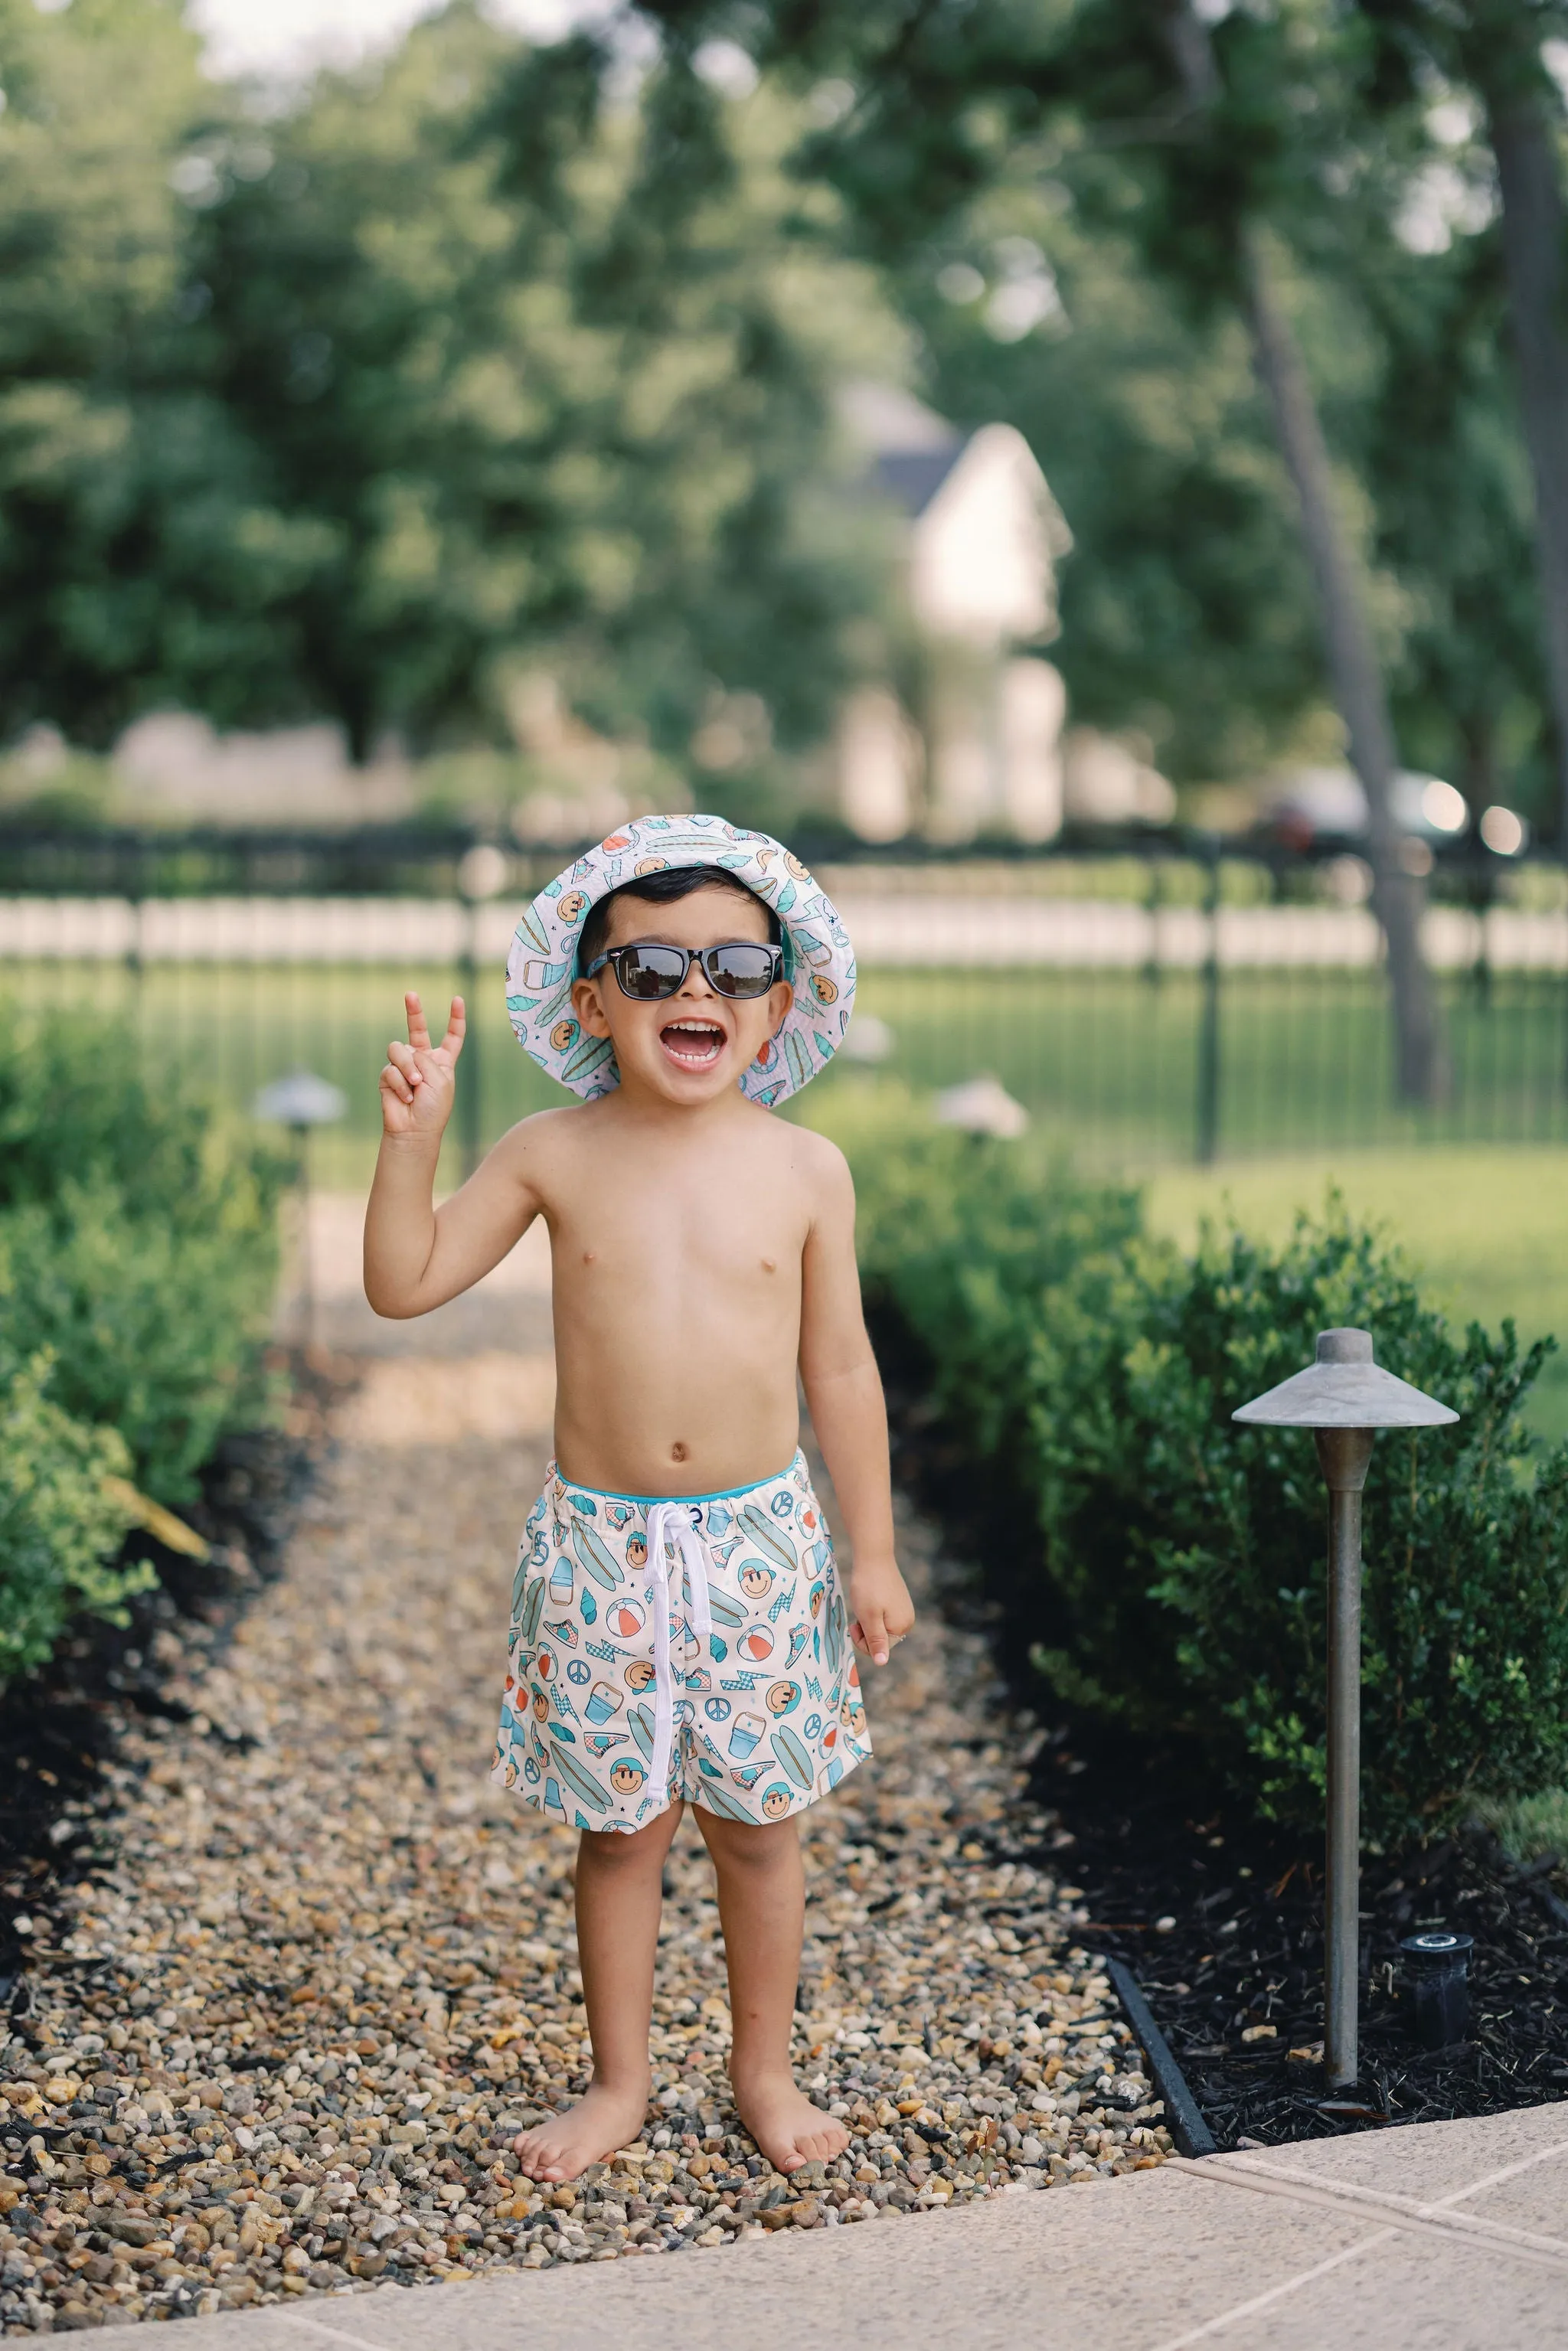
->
[[491, 1451, 871, 1833]]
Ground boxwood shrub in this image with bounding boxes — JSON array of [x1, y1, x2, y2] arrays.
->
[[827, 1088, 1568, 1846], [0, 1006, 285, 1684]]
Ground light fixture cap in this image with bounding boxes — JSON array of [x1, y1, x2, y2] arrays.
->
[[1233, 1327, 1459, 1430], [252, 1069, 348, 1128]]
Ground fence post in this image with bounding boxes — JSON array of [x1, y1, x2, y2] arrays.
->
[[1195, 839, 1221, 1164], [459, 895, 483, 1184]]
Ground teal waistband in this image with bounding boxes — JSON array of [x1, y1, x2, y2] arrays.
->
[[548, 1448, 805, 1508]]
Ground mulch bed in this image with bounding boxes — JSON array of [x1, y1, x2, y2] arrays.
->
[[886, 1369, 1568, 2151]]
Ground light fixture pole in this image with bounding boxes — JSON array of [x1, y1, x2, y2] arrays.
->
[[1233, 1328, 1457, 2091], [252, 1069, 348, 1350]]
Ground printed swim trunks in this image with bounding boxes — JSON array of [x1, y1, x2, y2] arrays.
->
[[491, 1451, 871, 1833]]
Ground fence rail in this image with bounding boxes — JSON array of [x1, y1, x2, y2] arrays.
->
[[2, 853, 1564, 1178]]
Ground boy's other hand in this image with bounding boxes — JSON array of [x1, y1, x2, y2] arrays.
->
[[380, 991, 466, 1142], [848, 1557, 915, 1667]]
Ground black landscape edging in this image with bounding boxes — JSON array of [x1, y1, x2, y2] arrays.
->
[[1103, 1956, 1217, 2158]]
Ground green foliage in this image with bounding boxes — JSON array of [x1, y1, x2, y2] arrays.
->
[[835, 1090, 1568, 1843], [0, 1350, 155, 1680], [0, 0, 897, 765], [0, 1005, 284, 1502]]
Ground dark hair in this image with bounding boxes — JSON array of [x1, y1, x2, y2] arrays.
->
[[578, 863, 781, 970]]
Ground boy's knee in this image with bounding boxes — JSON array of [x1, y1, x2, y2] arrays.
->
[[699, 1811, 797, 1870]]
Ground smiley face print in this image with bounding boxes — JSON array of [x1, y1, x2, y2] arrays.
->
[[766, 1678, 802, 1717], [626, 1533, 648, 1569], [608, 1760, 645, 1797], [761, 1784, 794, 1820], [557, 890, 589, 924], [549, 1018, 578, 1052], [739, 1563, 775, 1602], [625, 1658, 657, 1694]]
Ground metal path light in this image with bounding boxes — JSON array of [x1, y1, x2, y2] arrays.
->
[[253, 1069, 348, 1347], [1233, 1328, 1458, 2091]]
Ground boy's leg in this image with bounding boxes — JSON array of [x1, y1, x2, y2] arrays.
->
[[514, 1801, 684, 2183], [694, 1809, 849, 2174]]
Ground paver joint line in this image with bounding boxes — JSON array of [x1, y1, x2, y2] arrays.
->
[[277, 2313, 393, 2351], [1144, 2229, 1399, 2351], [1222, 2144, 1568, 2229], [1174, 2156, 1568, 2275]]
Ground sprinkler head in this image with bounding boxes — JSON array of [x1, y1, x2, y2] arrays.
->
[[1400, 1929, 1474, 2051]]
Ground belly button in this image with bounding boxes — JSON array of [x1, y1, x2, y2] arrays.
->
[[671, 1441, 689, 1463]]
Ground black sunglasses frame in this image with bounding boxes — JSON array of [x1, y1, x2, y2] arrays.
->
[[581, 939, 785, 1001]]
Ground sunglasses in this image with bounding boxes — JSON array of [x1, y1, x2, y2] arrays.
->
[[582, 939, 785, 1002]]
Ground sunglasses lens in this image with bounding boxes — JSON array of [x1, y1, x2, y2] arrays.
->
[[615, 945, 686, 999], [707, 944, 778, 998]]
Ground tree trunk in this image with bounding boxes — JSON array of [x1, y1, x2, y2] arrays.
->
[[1481, 73, 1568, 854], [1240, 230, 1447, 1102], [1160, 0, 1447, 1102]]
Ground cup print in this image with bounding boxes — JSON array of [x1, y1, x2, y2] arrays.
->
[[586, 1680, 623, 1725], [729, 1712, 764, 1760]]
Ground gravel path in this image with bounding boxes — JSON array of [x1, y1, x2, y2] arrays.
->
[[0, 1379, 1170, 2332]]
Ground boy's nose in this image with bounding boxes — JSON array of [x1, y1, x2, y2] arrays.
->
[[675, 958, 718, 1001]]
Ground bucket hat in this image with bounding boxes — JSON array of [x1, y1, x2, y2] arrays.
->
[[505, 814, 856, 1106]]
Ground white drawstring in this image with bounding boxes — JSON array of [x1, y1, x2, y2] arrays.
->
[[643, 1504, 714, 1798]]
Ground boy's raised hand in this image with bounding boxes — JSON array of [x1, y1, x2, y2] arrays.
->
[[379, 991, 466, 1142]]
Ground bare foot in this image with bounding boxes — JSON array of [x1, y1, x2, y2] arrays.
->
[[734, 2072, 849, 2174], [513, 2079, 650, 2183]]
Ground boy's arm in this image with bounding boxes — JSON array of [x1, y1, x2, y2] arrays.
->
[[797, 1141, 914, 1667], [364, 990, 544, 1318]]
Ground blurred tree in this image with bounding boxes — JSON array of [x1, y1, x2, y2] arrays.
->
[[639, 0, 1448, 1094], [0, 0, 896, 770], [1358, 1, 1568, 847]]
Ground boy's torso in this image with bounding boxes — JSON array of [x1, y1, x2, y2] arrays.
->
[[517, 1098, 822, 1497]]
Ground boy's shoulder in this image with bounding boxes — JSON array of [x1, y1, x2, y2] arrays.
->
[[760, 1112, 851, 1195]]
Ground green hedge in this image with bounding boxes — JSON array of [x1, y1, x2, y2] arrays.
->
[[0, 1008, 285, 1681], [828, 1087, 1568, 1846]]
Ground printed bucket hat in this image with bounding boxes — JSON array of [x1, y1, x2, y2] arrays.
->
[[505, 814, 857, 1106]]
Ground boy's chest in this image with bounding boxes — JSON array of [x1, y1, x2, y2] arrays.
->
[[546, 1156, 808, 1296]]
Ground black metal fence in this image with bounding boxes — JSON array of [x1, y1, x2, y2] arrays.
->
[[2, 827, 1564, 1183]]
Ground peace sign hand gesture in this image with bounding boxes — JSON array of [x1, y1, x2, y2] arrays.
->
[[379, 991, 466, 1144]]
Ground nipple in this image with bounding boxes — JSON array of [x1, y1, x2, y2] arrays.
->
[[762, 1258, 776, 1274], [583, 1251, 596, 1264]]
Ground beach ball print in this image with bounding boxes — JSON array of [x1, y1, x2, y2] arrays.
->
[[740, 1624, 775, 1664], [609, 1598, 645, 1639]]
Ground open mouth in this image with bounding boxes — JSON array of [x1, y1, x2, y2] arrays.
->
[[659, 1017, 727, 1068]]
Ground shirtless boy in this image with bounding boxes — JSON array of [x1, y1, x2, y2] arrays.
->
[[364, 818, 914, 2185]]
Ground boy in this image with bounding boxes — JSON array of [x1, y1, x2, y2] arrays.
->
[[364, 817, 914, 2186]]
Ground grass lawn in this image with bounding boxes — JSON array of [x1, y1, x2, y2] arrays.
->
[[1148, 1146, 1568, 1445]]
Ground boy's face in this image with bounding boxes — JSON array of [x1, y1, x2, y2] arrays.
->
[[570, 885, 792, 1106]]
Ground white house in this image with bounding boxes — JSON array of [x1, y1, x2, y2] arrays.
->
[[836, 384, 1073, 843]]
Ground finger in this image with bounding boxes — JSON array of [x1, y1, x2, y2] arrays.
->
[[852, 1611, 891, 1667], [405, 990, 433, 1052], [387, 1040, 424, 1082], [380, 1063, 415, 1107], [439, 995, 467, 1063]]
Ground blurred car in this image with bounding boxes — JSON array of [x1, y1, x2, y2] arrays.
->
[[1260, 766, 1468, 853]]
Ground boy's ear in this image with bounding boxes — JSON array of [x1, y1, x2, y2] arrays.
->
[[767, 976, 793, 1036], [572, 975, 612, 1038]]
